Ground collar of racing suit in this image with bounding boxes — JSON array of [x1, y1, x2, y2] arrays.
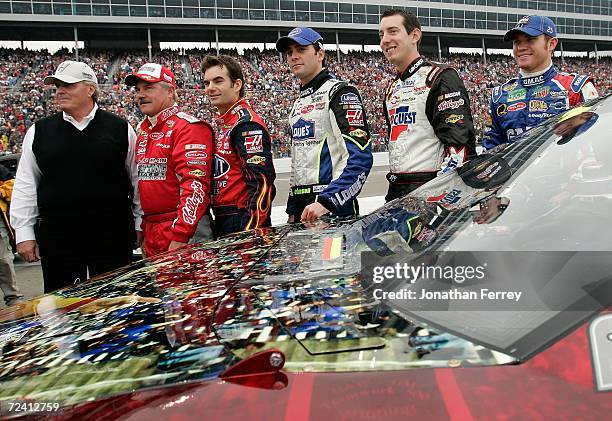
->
[[518, 64, 557, 87], [215, 97, 248, 126], [519, 62, 553, 78], [146, 104, 179, 128], [299, 69, 332, 98], [398, 56, 426, 81]]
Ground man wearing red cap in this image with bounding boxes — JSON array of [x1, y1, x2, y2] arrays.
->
[[126, 63, 214, 257]]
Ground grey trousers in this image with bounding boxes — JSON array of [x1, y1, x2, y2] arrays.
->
[[0, 236, 21, 298]]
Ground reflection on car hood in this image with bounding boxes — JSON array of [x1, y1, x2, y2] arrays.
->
[[1, 96, 611, 410]]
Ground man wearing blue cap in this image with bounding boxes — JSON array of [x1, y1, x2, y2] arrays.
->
[[483, 15, 598, 149], [276, 27, 373, 223]]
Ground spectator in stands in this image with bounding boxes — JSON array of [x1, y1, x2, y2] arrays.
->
[[202, 55, 276, 237], [379, 9, 476, 201], [125, 63, 214, 256], [10, 61, 141, 293], [482, 15, 599, 149], [277, 27, 373, 222]]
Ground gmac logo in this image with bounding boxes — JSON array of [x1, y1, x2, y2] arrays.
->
[[389, 106, 417, 141], [292, 118, 315, 141]]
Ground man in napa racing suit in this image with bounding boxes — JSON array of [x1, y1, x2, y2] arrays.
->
[[201, 55, 275, 237], [126, 63, 214, 256], [380, 9, 477, 202], [483, 15, 598, 149], [276, 27, 373, 223]]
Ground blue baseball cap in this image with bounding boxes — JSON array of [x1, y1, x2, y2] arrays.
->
[[504, 15, 557, 42], [276, 27, 324, 53]]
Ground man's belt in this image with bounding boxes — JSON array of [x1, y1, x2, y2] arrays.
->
[[386, 171, 437, 184], [290, 184, 328, 196], [143, 211, 176, 223]]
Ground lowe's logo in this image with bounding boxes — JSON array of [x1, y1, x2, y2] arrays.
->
[[292, 118, 315, 141]]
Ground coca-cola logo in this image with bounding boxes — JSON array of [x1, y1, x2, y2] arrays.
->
[[182, 180, 205, 225]]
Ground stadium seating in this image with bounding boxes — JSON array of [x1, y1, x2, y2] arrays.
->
[[1, 47, 610, 157]]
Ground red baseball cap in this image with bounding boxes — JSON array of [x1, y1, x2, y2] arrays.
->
[[125, 63, 176, 87]]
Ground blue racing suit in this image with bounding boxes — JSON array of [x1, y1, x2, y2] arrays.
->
[[483, 65, 598, 149], [287, 69, 373, 219]]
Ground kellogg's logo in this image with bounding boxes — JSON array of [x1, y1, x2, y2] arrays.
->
[[182, 180, 205, 225]]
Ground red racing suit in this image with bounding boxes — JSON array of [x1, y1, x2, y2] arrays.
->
[[212, 99, 275, 237], [136, 105, 214, 256]]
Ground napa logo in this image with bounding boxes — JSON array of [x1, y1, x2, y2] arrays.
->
[[292, 118, 315, 141]]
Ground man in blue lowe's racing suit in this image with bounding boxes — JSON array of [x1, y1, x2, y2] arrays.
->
[[482, 15, 598, 149], [276, 27, 373, 223]]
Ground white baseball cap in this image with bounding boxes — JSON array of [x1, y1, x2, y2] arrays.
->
[[44, 60, 98, 85], [125, 63, 177, 87]]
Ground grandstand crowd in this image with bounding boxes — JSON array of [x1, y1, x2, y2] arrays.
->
[[1, 47, 611, 157]]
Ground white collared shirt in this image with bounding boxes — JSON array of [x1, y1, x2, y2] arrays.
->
[[10, 104, 143, 243]]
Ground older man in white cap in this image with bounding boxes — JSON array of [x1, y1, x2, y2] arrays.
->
[[11, 60, 142, 294]]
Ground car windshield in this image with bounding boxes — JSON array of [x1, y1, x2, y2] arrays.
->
[[0, 96, 609, 408]]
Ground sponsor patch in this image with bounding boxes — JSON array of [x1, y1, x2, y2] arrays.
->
[[532, 86, 550, 99], [503, 82, 518, 92], [522, 75, 545, 87], [349, 128, 368, 139], [550, 91, 568, 99], [445, 114, 464, 124], [185, 151, 208, 159], [437, 91, 460, 101], [246, 155, 266, 165], [437, 98, 465, 111], [300, 104, 314, 114], [155, 143, 170, 149], [507, 88, 527, 102], [315, 101, 326, 110], [292, 118, 315, 141], [166, 120, 175, 128], [138, 163, 167, 180], [529, 100, 548, 112], [182, 180, 205, 225], [149, 132, 164, 141], [389, 106, 417, 141], [245, 134, 264, 154], [214, 155, 231, 178], [346, 109, 364, 126], [496, 104, 507, 116], [188, 169, 207, 177], [508, 102, 527, 112], [340, 92, 359, 104], [185, 144, 207, 150], [187, 160, 207, 166]]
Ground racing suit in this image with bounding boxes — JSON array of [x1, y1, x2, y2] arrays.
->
[[383, 57, 477, 202], [212, 98, 275, 237], [482, 65, 598, 149], [136, 105, 214, 256], [287, 69, 373, 220]]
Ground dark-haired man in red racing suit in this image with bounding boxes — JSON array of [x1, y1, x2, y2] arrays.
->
[[126, 63, 214, 256], [202, 55, 275, 238], [212, 99, 275, 237]]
